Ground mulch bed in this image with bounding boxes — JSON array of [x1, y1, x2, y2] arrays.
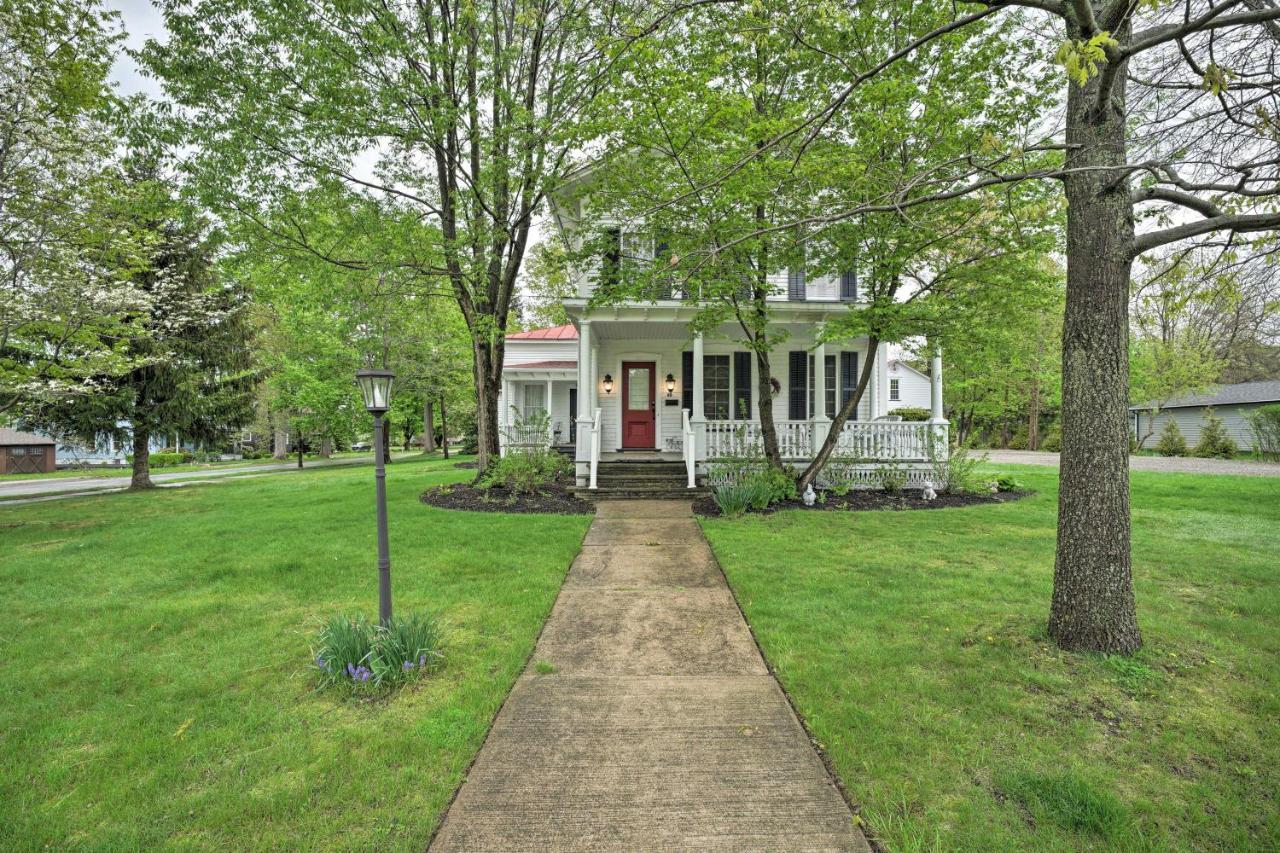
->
[[420, 481, 594, 515], [693, 488, 1031, 517]]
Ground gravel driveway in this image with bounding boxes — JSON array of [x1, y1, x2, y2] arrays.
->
[[983, 449, 1280, 477]]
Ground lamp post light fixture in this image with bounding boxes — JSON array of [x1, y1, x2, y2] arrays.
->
[[602, 373, 614, 394], [355, 367, 395, 625], [665, 373, 676, 397]]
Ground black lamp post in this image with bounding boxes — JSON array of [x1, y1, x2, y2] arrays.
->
[[356, 367, 395, 625]]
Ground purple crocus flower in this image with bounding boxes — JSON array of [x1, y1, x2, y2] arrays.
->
[[403, 660, 414, 671], [346, 662, 357, 678], [419, 654, 428, 668], [360, 668, 371, 682]]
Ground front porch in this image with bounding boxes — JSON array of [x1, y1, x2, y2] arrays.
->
[[567, 310, 947, 489]]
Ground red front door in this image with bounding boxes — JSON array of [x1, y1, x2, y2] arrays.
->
[[620, 361, 656, 449]]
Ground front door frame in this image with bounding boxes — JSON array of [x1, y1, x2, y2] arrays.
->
[[619, 360, 657, 449]]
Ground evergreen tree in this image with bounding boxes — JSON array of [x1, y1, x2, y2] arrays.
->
[[1192, 408, 1236, 459], [24, 173, 256, 488], [1155, 420, 1188, 457]]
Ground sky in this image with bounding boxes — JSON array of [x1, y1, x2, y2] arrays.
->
[[108, 0, 167, 99]]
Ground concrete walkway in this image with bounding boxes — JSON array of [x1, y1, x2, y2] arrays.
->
[[431, 500, 868, 852], [984, 449, 1280, 477]]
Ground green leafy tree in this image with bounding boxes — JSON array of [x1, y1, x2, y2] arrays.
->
[[0, 0, 153, 414], [24, 166, 257, 488], [142, 0, 660, 474]]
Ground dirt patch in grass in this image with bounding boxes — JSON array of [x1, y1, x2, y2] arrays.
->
[[693, 488, 1030, 517], [420, 482, 593, 515], [452, 461, 479, 470]]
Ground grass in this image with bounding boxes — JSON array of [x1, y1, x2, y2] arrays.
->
[[0, 455, 589, 849], [701, 465, 1280, 851], [0, 449, 412, 481]]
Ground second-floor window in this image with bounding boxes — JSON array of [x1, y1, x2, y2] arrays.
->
[[601, 228, 622, 289], [787, 266, 806, 300]]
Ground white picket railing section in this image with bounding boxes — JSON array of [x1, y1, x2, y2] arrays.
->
[[588, 407, 602, 489], [682, 408, 696, 488], [834, 421, 938, 461], [705, 420, 814, 459], [702, 419, 943, 461]]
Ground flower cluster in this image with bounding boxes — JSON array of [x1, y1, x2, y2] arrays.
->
[[346, 662, 373, 682], [402, 654, 432, 672]]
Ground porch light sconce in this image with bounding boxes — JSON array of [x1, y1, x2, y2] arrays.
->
[[603, 374, 614, 394], [665, 373, 676, 397]]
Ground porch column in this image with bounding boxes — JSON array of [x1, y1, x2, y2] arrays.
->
[[930, 345, 945, 422], [545, 378, 554, 446], [811, 341, 830, 456], [501, 378, 511, 457], [575, 320, 592, 463], [691, 332, 706, 458]]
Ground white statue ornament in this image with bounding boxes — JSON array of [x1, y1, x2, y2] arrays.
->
[[802, 483, 816, 506], [921, 480, 937, 501]]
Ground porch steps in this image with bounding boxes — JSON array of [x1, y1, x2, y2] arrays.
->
[[575, 460, 708, 500]]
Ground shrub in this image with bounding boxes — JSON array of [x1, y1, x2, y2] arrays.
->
[[712, 483, 754, 518], [746, 467, 797, 505], [889, 406, 931, 422], [1039, 427, 1062, 452], [875, 462, 907, 492], [1247, 403, 1280, 461], [926, 435, 988, 494], [148, 451, 190, 468], [1192, 408, 1236, 458], [313, 612, 443, 693], [480, 448, 572, 493], [1155, 419, 1187, 457], [995, 475, 1024, 492]]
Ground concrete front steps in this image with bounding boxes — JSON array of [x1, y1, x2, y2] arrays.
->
[[574, 460, 709, 500]]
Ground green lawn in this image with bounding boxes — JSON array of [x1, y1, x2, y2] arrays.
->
[[0, 449, 394, 481], [0, 455, 589, 849], [702, 466, 1280, 851]]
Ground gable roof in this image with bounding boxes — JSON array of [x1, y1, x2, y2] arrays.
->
[[0, 428, 55, 446], [508, 324, 578, 341], [1130, 379, 1280, 411], [887, 359, 931, 381]]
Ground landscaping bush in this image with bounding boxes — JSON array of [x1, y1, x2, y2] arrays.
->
[[1039, 427, 1062, 452], [313, 612, 443, 693], [480, 448, 572, 493], [1192, 408, 1236, 458], [1155, 420, 1188, 457], [744, 466, 797, 506], [1247, 403, 1280, 461], [926, 435, 988, 494], [995, 475, 1025, 492], [889, 406, 931, 422], [876, 462, 908, 493], [147, 451, 191, 468], [712, 482, 755, 518]]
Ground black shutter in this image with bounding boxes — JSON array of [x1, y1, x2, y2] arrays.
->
[[840, 270, 857, 301], [840, 352, 859, 420], [825, 354, 836, 418], [788, 351, 807, 419], [681, 351, 693, 411], [733, 352, 752, 420], [787, 267, 806, 300]]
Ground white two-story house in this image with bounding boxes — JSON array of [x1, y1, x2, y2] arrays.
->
[[498, 181, 947, 492]]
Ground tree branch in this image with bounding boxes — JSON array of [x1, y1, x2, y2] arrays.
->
[[1134, 211, 1280, 254], [1131, 185, 1223, 218]]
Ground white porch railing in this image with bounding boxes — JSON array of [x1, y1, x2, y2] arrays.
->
[[705, 420, 813, 459], [682, 408, 696, 488], [588, 407, 602, 489], [703, 419, 943, 461]]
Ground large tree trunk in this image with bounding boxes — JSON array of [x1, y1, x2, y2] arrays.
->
[[754, 349, 785, 469], [130, 429, 154, 489], [272, 419, 287, 460], [422, 398, 436, 452], [319, 436, 332, 459], [472, 337, 500, 471], [439, 394, 450, 459], [1048, 29, 1142, 654]]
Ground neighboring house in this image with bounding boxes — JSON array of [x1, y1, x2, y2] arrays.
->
[[887, 359, 933, 412], [1130, 380, 1279, 451], [0, 429, 56, 474], [498, 175, 948, 491]]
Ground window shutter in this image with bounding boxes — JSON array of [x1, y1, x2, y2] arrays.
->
[[733, 352, 752, 420], [788, 351, 807, 419], [840, 352, 859, 420], [787, 267, 806, 301], [681, 351, 693, 411], [840, 270, 857, 301]]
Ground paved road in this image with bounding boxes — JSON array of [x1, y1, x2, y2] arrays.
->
[[984, 449, 1280, 477], [0, 453, 419, 504], [430, 499, 868, 851]]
